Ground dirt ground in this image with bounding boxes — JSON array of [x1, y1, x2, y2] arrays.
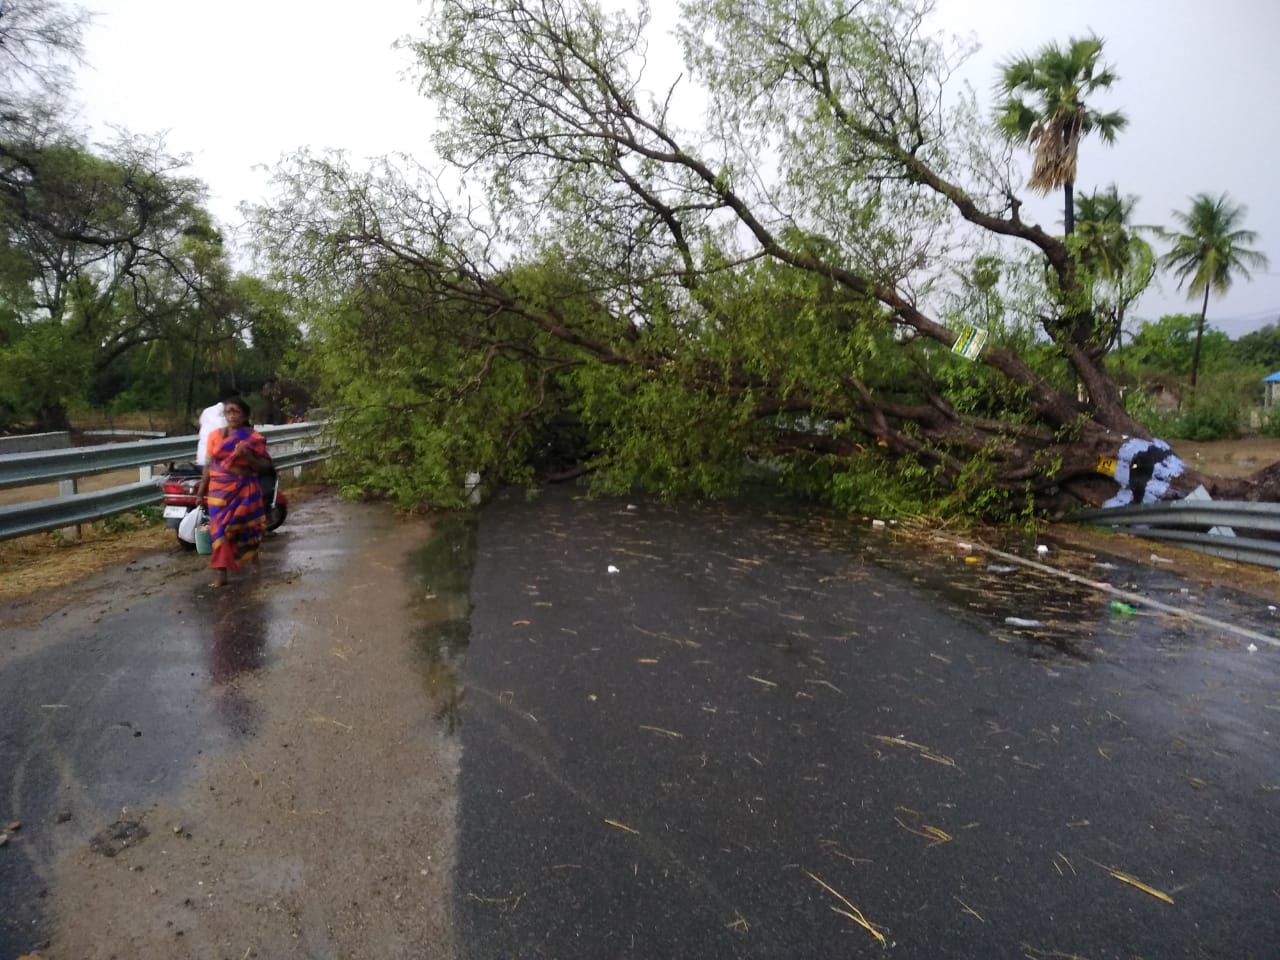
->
[[1172, 435, 1280, 479]]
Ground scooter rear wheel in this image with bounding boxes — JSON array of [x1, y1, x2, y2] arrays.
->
[[266, 502, 288, 532]]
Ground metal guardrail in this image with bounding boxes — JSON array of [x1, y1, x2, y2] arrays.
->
[[1070, 500, 1280, 569], [83, 428, 168, 438], [1, 480, 173, 541], [0, 422, 335, 542], [0, 422, 325, 489]]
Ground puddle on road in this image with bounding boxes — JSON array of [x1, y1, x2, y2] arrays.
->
[[202, 590, 304, 740], [407, 512, 477, 734], [865, 537, 1118, 663]]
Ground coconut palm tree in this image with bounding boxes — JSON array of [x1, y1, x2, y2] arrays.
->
[[995, 35, 1128, 236], [1160, 192, 1269, 388]]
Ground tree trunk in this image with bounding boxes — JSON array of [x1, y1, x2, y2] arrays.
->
[[762, 396, 1280, 510], [1063, 181, 1075, 236], [1189, 284, 1210, 389], [183, 331, 200, 426]]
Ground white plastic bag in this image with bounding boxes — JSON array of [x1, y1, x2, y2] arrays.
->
[[177, 505, 206, 544]]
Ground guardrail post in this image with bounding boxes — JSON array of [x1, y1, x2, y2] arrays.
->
[[279, 436, 302, 478], [58, 477, 80, 541]]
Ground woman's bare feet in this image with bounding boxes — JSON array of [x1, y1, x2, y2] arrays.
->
[[210, 570, 229, 588]]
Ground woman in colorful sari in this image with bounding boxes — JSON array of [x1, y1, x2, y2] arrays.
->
[[196, 397, 271, 588]]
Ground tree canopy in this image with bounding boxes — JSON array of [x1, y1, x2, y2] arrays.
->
[[247, 0, 1275, 513], [1231, 322, 1280, 372], [1121, 314, 1231, 379]]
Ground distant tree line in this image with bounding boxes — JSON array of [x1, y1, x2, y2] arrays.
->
[[0, 0, 301, 433]]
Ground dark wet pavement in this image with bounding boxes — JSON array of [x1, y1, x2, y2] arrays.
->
[[454, 484, 1280, 959]]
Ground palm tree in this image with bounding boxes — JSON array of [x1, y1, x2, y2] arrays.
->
[[1073, 184, 1154, 351], [995, 35, 1128, 236], [1160, 192, 1270, 388], [1073, 185, 1138, 280]]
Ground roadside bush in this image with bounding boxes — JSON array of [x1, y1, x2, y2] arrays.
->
[[1260, 408, 1280, 438], [1170, 395, 1242, 440], [101, 507, 164, 534], [1128, 372, 1252, 441]]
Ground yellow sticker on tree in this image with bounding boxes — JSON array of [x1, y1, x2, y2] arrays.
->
[[951, 326, 988, 360], [1096, 456, 1118, 477]]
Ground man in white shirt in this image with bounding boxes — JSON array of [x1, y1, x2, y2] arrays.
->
[[196, 390, 237, 465]]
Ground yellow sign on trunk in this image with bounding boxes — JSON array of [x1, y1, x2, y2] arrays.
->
[[951, 326, 987, 361]]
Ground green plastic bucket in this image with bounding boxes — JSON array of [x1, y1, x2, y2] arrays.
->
[[195, 524, 212, 555]]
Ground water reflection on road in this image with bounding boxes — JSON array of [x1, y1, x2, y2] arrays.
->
[[408, 514, 476, 735], [206, 591, 271, 738]]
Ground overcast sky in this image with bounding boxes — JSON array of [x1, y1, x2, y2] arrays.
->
[[75, 0, 1280, 338]]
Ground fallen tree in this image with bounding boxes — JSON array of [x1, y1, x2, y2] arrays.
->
[[251, 0, 1277, 513]]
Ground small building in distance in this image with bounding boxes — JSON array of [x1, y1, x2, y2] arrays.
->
[[1265, 371, 1280, 408]]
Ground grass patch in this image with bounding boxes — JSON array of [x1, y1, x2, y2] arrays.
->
[[0, 518, 176, 605]]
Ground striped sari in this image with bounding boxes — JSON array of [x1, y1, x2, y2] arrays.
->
[[204, 427, 269, 571]]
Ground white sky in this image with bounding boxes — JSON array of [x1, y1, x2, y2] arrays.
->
[[74, 0, 1280, 339]]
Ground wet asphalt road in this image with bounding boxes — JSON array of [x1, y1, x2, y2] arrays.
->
[[1, 484, 1278, 958], [453, 484, 1280, 959]]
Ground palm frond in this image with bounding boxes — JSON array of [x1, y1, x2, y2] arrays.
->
[[1068, 35, 1106, 65], [994, 98, 1039, 142], [992, 33, 1126, 204], [1086, 110, 1128, 143]]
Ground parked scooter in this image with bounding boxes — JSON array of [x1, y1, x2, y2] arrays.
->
[[161, 463, 288, 547]]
